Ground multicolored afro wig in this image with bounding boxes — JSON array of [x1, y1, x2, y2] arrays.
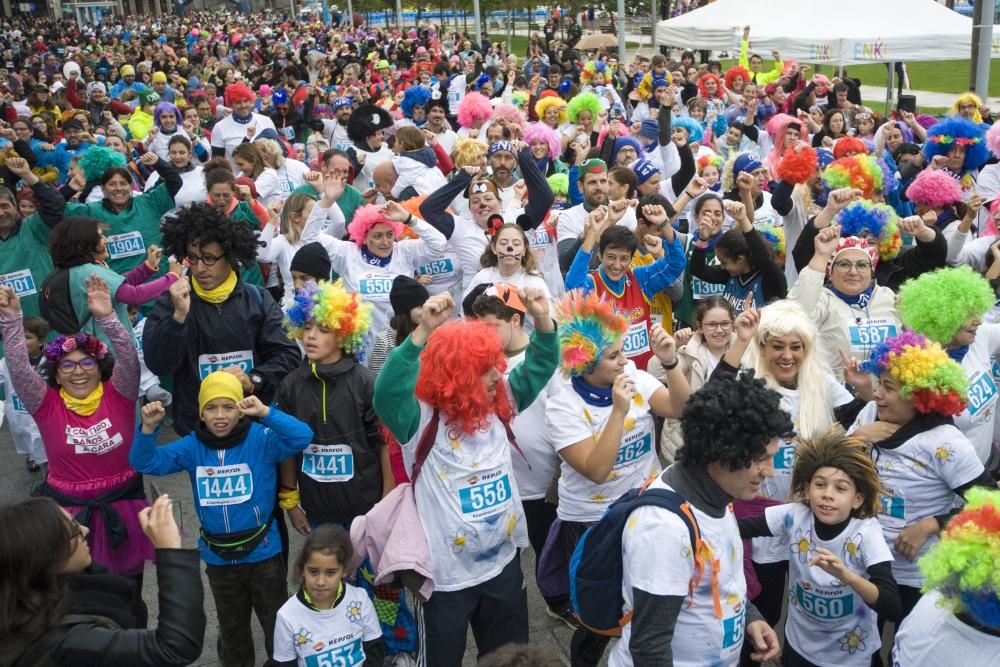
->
[[859, 330, 968, 416], [78, 146, 127, 183], [347, 204, 404, 246], [898, 265, 994, 345], [567, 92, 602, 125], [905, 168, 964, 209], [581, 60, 614, 87], [673, 116, 704, 144], [777, 145, 818, 185], [534, 94, 568, 125], [821, 154, 885, 200], [456, 92, 493, 128], [834, 200, 902, 261], [949, 92, 985, 124], [510, 90, 529, 109], [697, 154, 724, 176], [452, 138, 488, 168], [400, 85, 431, 119], [524, 122, 561, 160], [547, 172, 569, 197], [492, 103, 528, 135], [283, 279, 373, 354], [555, 290, 628, 377], [723, 65, 751, 90], [923, 116, 990, 175], [223, 81, 255, 106], [696, 72, 724, 99], [755, 222, 785, 265], [920, 487, 1000, 630]]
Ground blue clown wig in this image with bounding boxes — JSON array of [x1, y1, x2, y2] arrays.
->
[[922, 116, 990, 175], [400, 86, 431, 120], [673, 116, 704, 144]]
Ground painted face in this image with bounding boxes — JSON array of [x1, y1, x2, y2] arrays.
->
[[762, 331, 804, 387], [807, 467, 864, 525], [492, 226, 527, 273], [202, 397, 241, 437], [470, 190, 502, 226], [364, 222, 396, 258], [874, 371, 918, 425]]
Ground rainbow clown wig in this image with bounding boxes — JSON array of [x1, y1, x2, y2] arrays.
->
[[534, 94, 568, 125], [567, 92, 602, 125], [834, 200, 902, 261], [581, 60, 614, 87], [79, 146, 127, 183], [524, 122, 561, 160], [905, 168, 964, 209], [555, 290, 628, 377], [821, 154, 884, 200], [697, 154, 724, 176], [920, 487, 1000, 630], [456, 91, 493, 128], [283, 280, 373, 355], [755, 222, 785, 265], [923, 116, 990, 176], [898, 265, 994, 345], [859, 330, 968, 416], [347, 204, 404, 246]]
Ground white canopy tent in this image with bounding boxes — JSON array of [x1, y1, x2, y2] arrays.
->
[[655, 0, 974, 65]]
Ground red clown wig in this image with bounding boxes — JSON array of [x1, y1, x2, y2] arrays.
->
[[415, 319, 513, 436], [697, 72, 725, 100], [723, 66, 751, 90], [224, 82, 255, 106]]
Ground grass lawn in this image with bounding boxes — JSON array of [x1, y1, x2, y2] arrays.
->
[[491, 34, 641, 56], [862, 100, 950, 115]]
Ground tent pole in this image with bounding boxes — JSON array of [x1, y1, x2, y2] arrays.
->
[[971, 0, 993, 99], [885, 61, 894, 116], [618, 0, 626, 61]]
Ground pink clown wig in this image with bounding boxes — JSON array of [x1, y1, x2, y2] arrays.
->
[[523, 122, 561, 160], [906, 169, 964, 209], [491, 103, 528, 134], [457, 92, 493, 128], [347, 204, 404, 247], [597, 122, 629, 148], [988, 122, 1000, 160]]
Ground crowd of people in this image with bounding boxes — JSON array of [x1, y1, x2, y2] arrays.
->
[[0, 7, 1000, 667]]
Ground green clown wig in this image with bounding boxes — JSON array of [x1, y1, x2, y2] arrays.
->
[[898, 265, 994, 345]]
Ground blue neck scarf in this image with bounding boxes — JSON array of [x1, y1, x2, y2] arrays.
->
[[598, 265, 626, 293], [947, 345, 970, 363], [361, 247, 392, 267], [232, 111, 253, 125], [571, 375, 613, 407], [830, 283, 875, 309]]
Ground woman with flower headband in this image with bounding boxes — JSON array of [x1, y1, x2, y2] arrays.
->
[[843, 331, 993, 626], [542, 290, 690, 666], [0, 275, 152, 580]]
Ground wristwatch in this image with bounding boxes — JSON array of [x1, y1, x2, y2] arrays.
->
[[249, 373, 264, 394]]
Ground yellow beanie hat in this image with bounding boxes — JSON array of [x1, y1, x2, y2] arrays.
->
[[120, 64, 135, 77], [198, 371, 244, 414], [152, 71, 167, 83]]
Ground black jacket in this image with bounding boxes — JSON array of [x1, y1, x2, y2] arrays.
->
[[142, 276, 302, 435], [275, 357, 385, 525], [0, 550, 204, 667]]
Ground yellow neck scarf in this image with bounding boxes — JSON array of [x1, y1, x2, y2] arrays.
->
[[303, 581, 344, 611], [192, 269, 238, 304], [60, 383, 104, 416]]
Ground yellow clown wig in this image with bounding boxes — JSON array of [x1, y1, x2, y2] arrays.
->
[[949, 92, 985, 124], [534, 94, 568, 125], [283, 279, 373, 355], [452, 138, 489, 169]]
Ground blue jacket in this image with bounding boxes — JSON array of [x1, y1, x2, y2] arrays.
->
[[565, 235, 687, 298], [130, 408, 313, 566]]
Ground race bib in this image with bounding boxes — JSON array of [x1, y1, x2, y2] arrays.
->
[[614, 431, 653, 468], [304, 638, 364, 667], [991, 358, 1000, 383], [105, 231, 146, 260], [849, 319, 897, 347], [773, 438, 796, 471], [358, 275, 393, 298], [11, 391, 27, 414], [65, 418, 123, 455], [457, 467, 512, 519], [197, 350, 253, 381], [966, 371, 998, 419], [418, 258, 454, 277], [195, 463, 253, 507], [622, 320, 650, 357], [301, 444, 355, 482], [691, 277, 726, 299], [721, 606, 746, 649], [0, 269, 37, 297], [526, 227, 551, 247], [280, 125, 295, 140], [448, 90, 461, 104], [878, 491, 906, 528], [278, 178, 293, 194], [794, 583, 854, 621]]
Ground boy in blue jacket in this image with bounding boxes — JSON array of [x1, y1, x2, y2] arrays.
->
[[131, 370, 313, 667]]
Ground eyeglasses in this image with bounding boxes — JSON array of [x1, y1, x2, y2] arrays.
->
[[186, 252, 223, 266], [58, 357, 98, 373], [67, 517, 85, 542], [832, 260, 872, 273], [702, 321, 733, 331]]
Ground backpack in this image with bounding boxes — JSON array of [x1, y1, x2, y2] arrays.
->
[[569, 477, 718, 637], [39, 268, 91, 335]]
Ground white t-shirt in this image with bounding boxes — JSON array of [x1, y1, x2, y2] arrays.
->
[[848, 402, 985, 586], [351, 144, 393, 191], [463, 267, 552, 333], [446, 211, 528, 294], [402, 398, 529, 591], [144, 165, 206, 211], [765, 503, 892, 667], [210, 112, 278, 159], [525, 222, 564, 299], [892, 591, 1000, 667], [273, 159, 310, 201], [507, 348, 561, 500], [546, 363, 662, 523], [272, 584, 382, 667], [609, 474, 747, 667], [953, 323, 1000, 464]]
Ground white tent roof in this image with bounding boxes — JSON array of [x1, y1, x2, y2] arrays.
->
[[656, 0, 974, 64]]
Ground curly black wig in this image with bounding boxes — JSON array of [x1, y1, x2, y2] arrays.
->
[[346, 104, 394, 143], [677, 372, 794, 471], [160, 203, 260, 271]]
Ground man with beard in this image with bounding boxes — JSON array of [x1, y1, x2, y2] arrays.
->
[[425, 96, 457, 155], [556, 158, 632, 274], [420, 139, 554, 297], [488, 141, 520, 210], [312, 95, 352, 151]]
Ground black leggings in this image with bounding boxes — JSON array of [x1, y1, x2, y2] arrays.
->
[[784, 639, 879, 666], [872, 584, 922, 667], [751, 560, 788, 627]]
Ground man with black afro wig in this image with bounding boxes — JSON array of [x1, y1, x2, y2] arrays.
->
[[142, 203, 300, 435], [611, 372, 791, 666], [345, 103, 395, 190]]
